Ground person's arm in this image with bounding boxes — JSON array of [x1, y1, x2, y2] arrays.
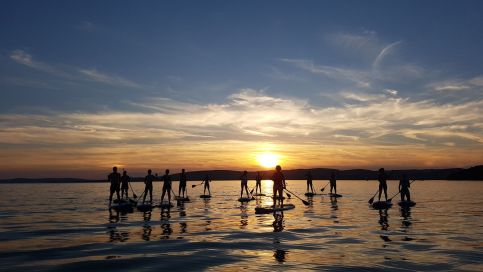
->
[[399, 180, 402, 191]]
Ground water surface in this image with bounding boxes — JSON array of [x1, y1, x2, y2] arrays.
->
[[0, 180, 482, 271]]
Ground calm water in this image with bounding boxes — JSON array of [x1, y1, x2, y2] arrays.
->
[[0, 180, 482, 271]]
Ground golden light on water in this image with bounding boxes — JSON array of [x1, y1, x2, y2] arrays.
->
[[256, 153, 280, 168]]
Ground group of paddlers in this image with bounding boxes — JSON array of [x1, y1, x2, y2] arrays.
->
[[108, 165, 412, 206]]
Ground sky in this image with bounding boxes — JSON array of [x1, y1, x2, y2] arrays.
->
[[0, 0, 482, 178]]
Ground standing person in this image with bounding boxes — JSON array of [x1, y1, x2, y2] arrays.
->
[[306, 171, 314, 193], [399, 173, 411, 202], [120, 170, 131, 199], [272, 165, 286, 208], [143, 169, 155, 204], [330, 171, 337, 194], [377, 168, 389, 201], [255, 171, 263, 195], [160, 169, 172, 204], [178, 169, 187, 197], [240, 170, 249, 198], [203, 174, 211, 196], [108, 166, 121, 206]]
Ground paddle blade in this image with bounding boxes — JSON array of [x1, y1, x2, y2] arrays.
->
[[191, 185, 196, 188], [320, 188, 325, 192], [286, 193, 291, 199], [368, 197, 374, 204], [302, 200, 310, 206], [250, 188, 254, 194], [387, 198, 393, 202], [133, 194, 138, 198]]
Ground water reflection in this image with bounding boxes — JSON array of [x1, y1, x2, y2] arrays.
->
[[273, 249, 287, 263], [330, 197, 339, 223], [400, 206, 412, 228], [142, 211, 152, 241], [272, 212, 284, 232], [240, 205, 248, 229]]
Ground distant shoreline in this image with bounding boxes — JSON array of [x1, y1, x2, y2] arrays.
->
[[1, 165, 481, 182]]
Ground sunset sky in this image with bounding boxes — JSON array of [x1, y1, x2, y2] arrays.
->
[[1, 1, 482, 178]]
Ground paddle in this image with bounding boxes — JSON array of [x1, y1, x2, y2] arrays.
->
[[320, 182, 330, 192], [128, 180, 137, 198], [191, 181, 204, 188], [368, 189, 379, 204], [387, 179, 416, 202], [283, 188, 310, 206]]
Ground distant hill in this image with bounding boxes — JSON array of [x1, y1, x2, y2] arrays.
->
[[1, 166, 481, 183], [447, 165, 483, 180]]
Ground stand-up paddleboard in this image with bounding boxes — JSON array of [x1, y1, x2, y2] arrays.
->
[[157, 203, 174, 209], [304, 192, 317, 197], [113, 198, 136, 204], [327, 193, 342, 198], [110, 202, 133, 212], [398, 200, 416, 208], [137, 203, 154, 212], [272, 196, 286, 200], [372, 201, 393, 210], [175, 196, 190, 202], [253, 193, 266, 196], [200, 195, 212, 199], [238, 197, 253, 202], [255, 204, 295, 214]]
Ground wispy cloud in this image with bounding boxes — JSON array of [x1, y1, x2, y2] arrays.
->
[[373, 41, 402, 68], [79, 68, 143, 88]]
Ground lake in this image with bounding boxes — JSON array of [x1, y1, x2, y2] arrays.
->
[[0, 180, 482, 271]]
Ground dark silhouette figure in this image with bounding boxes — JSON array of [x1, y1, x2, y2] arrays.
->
[[178, 169, 187, 197], [378, 168, 389, 201], [143, 169, 155, 204], [240, 170, 249, 198], [120, 170, 131, 199], [272, 211, 285, 232], [203, 174, 211, 195], [399, 173, 411, 202], [306, 171, 314, 193], [108, 167, 121, 206], [161, 169, 172, 204], [272, 165, 286, 208], [255, 171, 262, 194], [330, 171, 337, 194]]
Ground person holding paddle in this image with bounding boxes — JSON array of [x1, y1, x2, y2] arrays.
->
[[143, 169, 156, 204], [178, 169, 187, 198], [108, 166, 121, 206], [330, 171, 337, 194], [399, 173, 411, 202], [203, 174, 211, 196], [272, 165, 286, 208], [306, 170, 314, 193], [240, 170, 249, 198], [120, 170, 131, 199], [255, 171, 262, 195], [160, 169, 172, 205], [377, 168, 389, 201]]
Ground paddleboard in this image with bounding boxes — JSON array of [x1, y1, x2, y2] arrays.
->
[[328, 193, 342, 198], [255, 204, 295, 214], [253, 193, 266, 196], [200, 195, 212, 198], [137, 203, 154, 212], [238, 197, 253, 202], [304, 192, 317, 197], [157, 203, 174, 209], [372, 201, 393, 210], [398, 200, 416, 208], [272, 196, 286, 200], [110, 202, 133, 212], [175, 196, 190, 202]]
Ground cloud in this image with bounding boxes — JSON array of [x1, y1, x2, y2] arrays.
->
[[373, 41, 402, 68], [429, 76, 483, 92], [9, 49, 143, 89]]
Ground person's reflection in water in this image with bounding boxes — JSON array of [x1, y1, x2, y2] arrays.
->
[[240, 205, 248, 229], [161, 222, 172, 239], [108, 209, 119, 223], [107, 210, 129, 242], [142, 211, 152, 241], [330, 197, 339, 223], [161, 207, 171, 221], [273, 249, 287, 263], [379, 209, 389, 230], [400, 207, 412, 228], [180, 222, 187, 234], [272, 211, 284, 232]]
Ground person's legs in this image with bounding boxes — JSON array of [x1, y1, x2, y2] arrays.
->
[[272, 187, 277, 208], [142, 187, 147, 203], [244, 184, 249, 196], [116, 188, 120, 202], [378, 184, 383, 201], [278, 188, 284, 206], [240, 184, 243, 198], [109, 187, 114, 205], [167, 187, 171, 204], [161, 187, 166, 202], [335, 183, 337, 194], [148, 187, 153, 203], [406, 190, 411, 202], [383, 184, 387, 201]]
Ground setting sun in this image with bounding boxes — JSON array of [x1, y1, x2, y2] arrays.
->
[[256, 153, 280, 168]]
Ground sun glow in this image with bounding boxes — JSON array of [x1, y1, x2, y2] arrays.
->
[[256, 153, 280, 168]]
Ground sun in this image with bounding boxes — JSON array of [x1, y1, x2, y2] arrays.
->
[[256, 153, 280, 168]]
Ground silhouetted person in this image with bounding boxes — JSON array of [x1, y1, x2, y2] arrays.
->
[[399, 173, 411, 202], [143, 169, 155, 204], [161, 169, 172, 204], [255, 171, 263, 194], [120, 170, 131, 199], [108, 166, 121, 206], [203, 174, 211, 195], [178, 169, 187, 197], [306, 171, 314, 193], [272, 165, 286, 208], [378, 168, 389, 201], [240, 170, 249, 198], [330, 171, 337, 194]]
